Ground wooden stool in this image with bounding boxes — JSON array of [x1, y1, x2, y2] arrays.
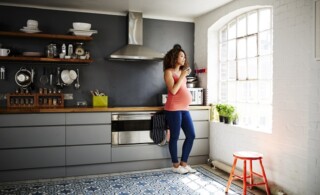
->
[[225, 151, 271, 195]]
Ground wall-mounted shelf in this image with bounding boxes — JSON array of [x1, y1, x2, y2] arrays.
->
[[0, 31, 94, 63], [0, 31, 93, 41], [0, 56, 93, 63]]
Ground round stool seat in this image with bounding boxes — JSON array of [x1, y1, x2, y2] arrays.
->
[[233, 151, 263, 160]]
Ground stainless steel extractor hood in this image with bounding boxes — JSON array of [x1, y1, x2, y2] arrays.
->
[[108, 12, 164, 61]]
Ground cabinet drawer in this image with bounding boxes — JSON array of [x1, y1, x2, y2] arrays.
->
[[66, 125, 111, 145], [178, 139, 209, 156], [179, 121, 209, 139], [66, 145, 111, 165], [190, 110, 209, 121], [66, 113, 111, 125], [0, 126, 65, 149], [112, 144, 170, 162], [0, 113, 65, 127], [0, 147, 65, 170]]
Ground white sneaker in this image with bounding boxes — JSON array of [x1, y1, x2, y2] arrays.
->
[[184, 165, 197, 173], [172, 166, 188, 174]]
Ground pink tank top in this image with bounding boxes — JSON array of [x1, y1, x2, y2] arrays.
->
[[164, 71, 192, 111]]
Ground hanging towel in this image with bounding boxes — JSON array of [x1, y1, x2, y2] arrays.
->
[[150, 113, 167, 145]]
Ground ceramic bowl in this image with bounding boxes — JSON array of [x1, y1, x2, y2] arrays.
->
[[72, 22, 91, 30], [61, 70, 73, 85], [69, 70, 77, 80]]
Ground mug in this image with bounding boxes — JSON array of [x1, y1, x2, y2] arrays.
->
[[0, 48, 10, 56], [27, 19, 38, 29]]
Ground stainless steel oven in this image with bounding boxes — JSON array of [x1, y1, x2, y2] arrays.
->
[[111, 112, 155, 145]]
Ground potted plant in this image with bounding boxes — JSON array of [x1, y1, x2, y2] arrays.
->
[[224, 105, 235, 124], [216, 104, 227, 122], [232, 112, 239, 125]]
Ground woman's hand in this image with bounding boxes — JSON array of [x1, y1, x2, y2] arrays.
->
[[180, 67, 191, 78]]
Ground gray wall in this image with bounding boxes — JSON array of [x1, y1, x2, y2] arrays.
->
[[0, 6, 194, 107]]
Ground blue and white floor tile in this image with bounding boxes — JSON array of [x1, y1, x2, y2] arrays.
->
[[0, 166, 252, 195]]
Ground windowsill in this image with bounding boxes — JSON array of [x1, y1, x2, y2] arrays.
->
[[210, 121, 272, 134]]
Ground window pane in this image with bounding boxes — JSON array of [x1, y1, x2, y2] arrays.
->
[[228, 81, 236, 103], [247, 81, 258, 103], [228, 61, 236, 80], [237, 15, 246, 37], [228, 40, 236, 60], [237, 38, 246, 59], [220, 63, 228, 81], [220, 81, 228, 102], [259, 81, 272, 104], [248, 58, 258, 79], [258, 105, 272, 131], [259, 55, 273, 80], [237, 81, 247, 102], [237, 59, 247, 80], [259, 9, 271, 31], [248, 11, 258, 34], [220, 26, 228, 42], [247, 104, 258, 128], [247, 35, 257, 57], [228, 20, 236, 39], [220, 42, 228, 62], [258, 30, 272, 56]]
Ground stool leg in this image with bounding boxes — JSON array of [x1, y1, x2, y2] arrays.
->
[[249, 160, 253, 189], [225, 157, 237, 193], [259, 159, 271, 195], [243, 160, 247, 195]]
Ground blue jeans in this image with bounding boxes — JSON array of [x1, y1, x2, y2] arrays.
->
[[165, 110, 195, 164]]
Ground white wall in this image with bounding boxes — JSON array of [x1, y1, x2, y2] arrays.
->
[[195, 0, 320, 194]]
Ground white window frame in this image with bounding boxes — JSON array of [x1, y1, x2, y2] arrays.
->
[[218, 8, 273, 133]]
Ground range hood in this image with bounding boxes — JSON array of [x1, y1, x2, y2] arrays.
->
[[109, 12, 164, 61]]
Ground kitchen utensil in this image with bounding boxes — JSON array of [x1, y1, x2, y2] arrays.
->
[[56, 67, 62, 87], [40, 67, 49, 86], [49, 74, 53, 86], [0, 66, 5, 80], [61, 69, 73, 85], [75, 69, 80, 89], [15, 67, 32, 88]]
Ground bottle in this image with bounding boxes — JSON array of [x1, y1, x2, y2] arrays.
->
[[68, 44, 73, 56], [61, 43, 66, 55]]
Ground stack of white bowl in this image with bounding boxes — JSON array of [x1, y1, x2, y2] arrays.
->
[[69, 22, 98, 36]]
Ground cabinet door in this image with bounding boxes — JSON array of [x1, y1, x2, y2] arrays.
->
[[177, 139, 209, 156], [0, 113, 65, 127], [66, 125, 111, 145], [0, 147, 65, 170], [111, 144, 170, 162], [66, 113, 111, 125], [0, 126, 65, 149], [179, 121, 209, 139], [66, 145, 111, 165], [190, 110, 209, 121]]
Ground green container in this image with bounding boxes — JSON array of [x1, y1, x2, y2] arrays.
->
[[93, 96, 108, 107]]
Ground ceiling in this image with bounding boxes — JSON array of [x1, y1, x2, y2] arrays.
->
[[0, 0, 234, 22]]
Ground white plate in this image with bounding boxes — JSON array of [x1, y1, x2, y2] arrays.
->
[[69, 29, 97, 33], [23, 26, 40, 31], [22, 52, 43, 57], [20, 28, 41, 33], [69, 29, 97, 36]]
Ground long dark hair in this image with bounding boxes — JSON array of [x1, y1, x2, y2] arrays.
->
[[163, 44, 189, 71]]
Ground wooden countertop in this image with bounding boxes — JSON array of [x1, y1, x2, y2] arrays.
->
[[0, 106, 210, 114]]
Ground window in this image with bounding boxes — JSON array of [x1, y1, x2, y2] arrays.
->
[[218, 8, 273, 132]]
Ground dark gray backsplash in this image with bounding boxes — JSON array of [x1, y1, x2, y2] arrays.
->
[[0, 6, 194, 107]]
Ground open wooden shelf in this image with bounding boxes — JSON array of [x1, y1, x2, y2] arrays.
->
[[0, 56, 93, 63], [0, 31, 93, 41]]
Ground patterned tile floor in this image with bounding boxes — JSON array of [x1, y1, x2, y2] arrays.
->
[[0, 165, 259, 195]]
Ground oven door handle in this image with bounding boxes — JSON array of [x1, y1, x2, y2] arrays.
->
[[114, 115, 152, 121]]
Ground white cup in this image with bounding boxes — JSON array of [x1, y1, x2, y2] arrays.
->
[[27, 19, 38, 29], [0, 48, 10, 56]]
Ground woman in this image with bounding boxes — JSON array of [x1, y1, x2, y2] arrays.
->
[[163, 44, 196, 174]]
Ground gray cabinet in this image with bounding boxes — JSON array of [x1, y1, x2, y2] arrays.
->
[[65, 112, 112, 166], [66, 145, 111, 165], [0, 113, 65, 127]]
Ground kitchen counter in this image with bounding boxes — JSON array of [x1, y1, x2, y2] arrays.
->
[[0, 106, 210, 113]]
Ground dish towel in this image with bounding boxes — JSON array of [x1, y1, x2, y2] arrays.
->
[[150, 113, 167, 145]]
